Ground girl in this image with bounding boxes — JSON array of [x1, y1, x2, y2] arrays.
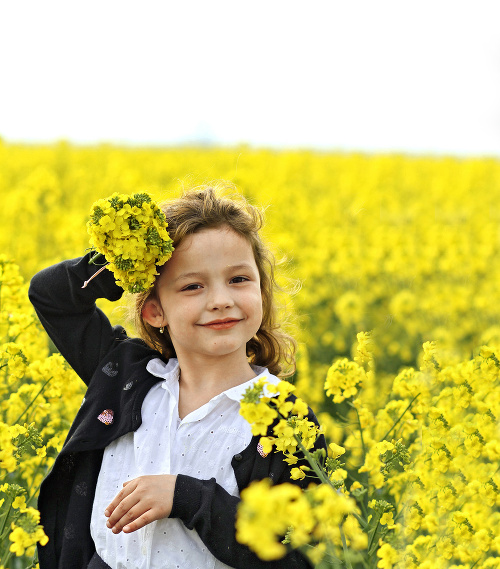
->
[[29, 186, 326, 569]]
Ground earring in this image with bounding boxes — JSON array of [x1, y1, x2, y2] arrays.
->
[[159, 326, 164, 334]]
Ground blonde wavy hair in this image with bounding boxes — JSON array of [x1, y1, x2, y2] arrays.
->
[[133, 184, 296, 377]]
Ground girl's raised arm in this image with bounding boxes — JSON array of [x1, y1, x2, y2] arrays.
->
[[28, 254, 126, 386]]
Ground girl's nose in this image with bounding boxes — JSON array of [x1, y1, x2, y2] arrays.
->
[[207, 285, 234, 310]]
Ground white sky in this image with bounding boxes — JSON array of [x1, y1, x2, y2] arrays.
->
[[1, 0, 499, 156]]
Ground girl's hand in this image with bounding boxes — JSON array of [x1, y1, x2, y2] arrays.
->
[[104, 474, 177, 534]]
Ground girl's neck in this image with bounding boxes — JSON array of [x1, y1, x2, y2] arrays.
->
[[176, 355, 257, 420], [177, 354, 256, 394]]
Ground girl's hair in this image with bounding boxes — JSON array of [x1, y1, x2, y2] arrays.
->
[[133, 184, 296, 377]]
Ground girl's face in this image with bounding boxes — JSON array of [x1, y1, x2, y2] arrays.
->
[[143, 226, 263, 366]]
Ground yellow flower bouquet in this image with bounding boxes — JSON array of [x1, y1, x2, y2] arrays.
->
[[85, 192, 174, 293]]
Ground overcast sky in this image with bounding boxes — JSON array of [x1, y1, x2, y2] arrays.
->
[[1, 0, 499, 156]]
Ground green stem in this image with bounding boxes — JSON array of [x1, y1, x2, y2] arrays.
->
[[345, 405, 370, 514], [356, 412, 367, 462], [325, 540, 343, 569], [341, 471, 369, 522], [1, 551, 12, 569], [0, 498, 13, 541], [333, 413, 352, 424], [350, 513, 367, 533], [344, 469, 368, 489], [359, 552, 371, 569], [26, 460, 49, 506], [380, 393, 420, 442], [13, 375, 53, 425], [346, 402, 367, 463], [0, 498, 15, 568], [340, 526, 353, 569], [28, 448, 53, 495], [367, 514, 381, 555], [26, 551, 40, 569], [296, 439, 334, 488], [88, 251, 103, 265], [355, 501, 369, 524], [272, 403, 331, 487]]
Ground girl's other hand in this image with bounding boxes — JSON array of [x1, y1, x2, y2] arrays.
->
[[104, 474, 177, 534]]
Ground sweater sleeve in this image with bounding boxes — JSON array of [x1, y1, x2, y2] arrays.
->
[[170, 475, 313, 569], [170, 403, 326, 569], [28, 254, 126, 386]]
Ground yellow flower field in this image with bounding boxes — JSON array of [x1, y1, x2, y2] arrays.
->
[[0, 140, 499, 568]]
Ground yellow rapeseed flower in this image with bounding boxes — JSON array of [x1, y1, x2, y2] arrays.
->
[[86, 192, 174, 293]]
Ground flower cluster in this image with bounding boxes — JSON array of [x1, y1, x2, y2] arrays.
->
[[236, 478, 366, 563], [238, 378, 368, 565], [239, 378, 321, 466], [0, 257, 82, 568], [0, 482, 48, 562], [237, 336, 500, 569], [324, 357, 368, 403], [236, 478, 310, 560], [86, 192, 174, 293], [391, 345, 500, 568]]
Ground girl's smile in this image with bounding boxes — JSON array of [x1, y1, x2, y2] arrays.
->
[[199, 317, 243, 330], [143, 225, 263, 367]]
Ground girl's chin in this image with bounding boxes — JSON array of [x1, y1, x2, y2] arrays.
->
[[178, 345, 248, 361]]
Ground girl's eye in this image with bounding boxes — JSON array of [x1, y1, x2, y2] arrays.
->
[[230, 276, 249, 284], [182, 284, 202, 291]]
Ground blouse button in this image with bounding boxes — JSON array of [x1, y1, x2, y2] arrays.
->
[[234, 453, 243, 461]]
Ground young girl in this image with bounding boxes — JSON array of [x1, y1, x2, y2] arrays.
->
[[29, 186, 326, 569]]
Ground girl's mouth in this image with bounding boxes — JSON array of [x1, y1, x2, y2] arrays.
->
[[201, 319, 241, 330]]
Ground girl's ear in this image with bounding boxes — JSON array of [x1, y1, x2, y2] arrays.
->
[[142, 298, 166, 328]]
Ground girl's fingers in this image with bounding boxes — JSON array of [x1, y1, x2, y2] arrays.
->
[[106, 492, 141, 529], [105, 480, 137, 517], [109, 504, 150, 534], [122, 509, 154, 533], [104, 475, 177, 533]]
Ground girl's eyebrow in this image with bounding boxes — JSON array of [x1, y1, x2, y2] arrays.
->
[[226, 263, 255, 272], [174, 264, 255, 282], [174, 271, 205, 283]]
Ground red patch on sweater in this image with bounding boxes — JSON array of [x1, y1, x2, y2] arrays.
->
[[97, 409, 114, 425]]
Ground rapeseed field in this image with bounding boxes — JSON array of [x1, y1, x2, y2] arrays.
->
[[1, 140, 499, 568]]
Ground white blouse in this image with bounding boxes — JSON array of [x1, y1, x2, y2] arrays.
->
[[90, 358, 279, 569]]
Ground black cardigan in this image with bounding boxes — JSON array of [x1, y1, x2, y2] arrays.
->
[[29, 255, 326, 569]]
